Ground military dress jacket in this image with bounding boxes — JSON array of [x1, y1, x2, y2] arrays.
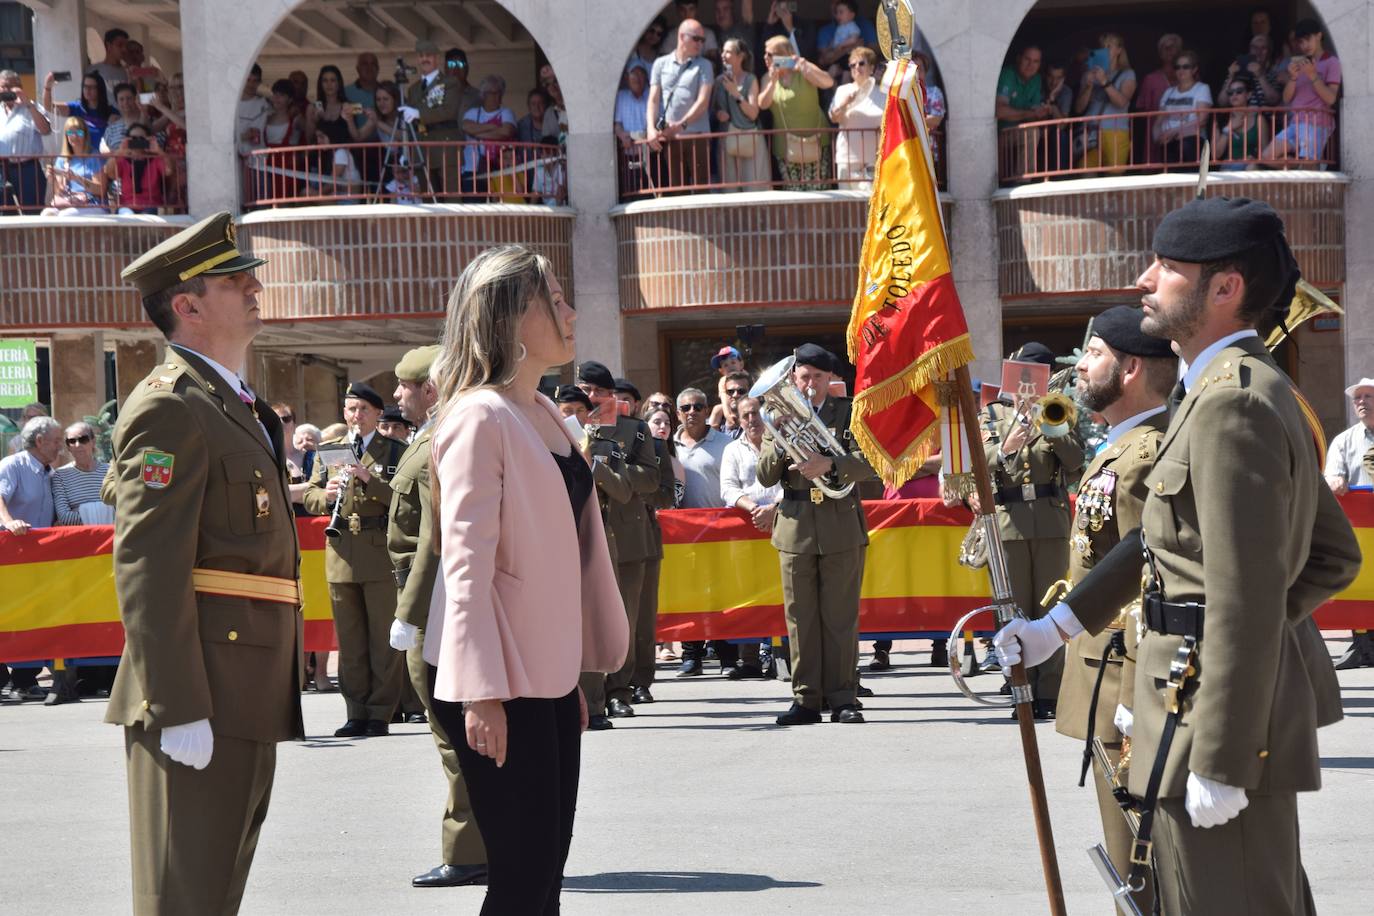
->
[[404, 74, 479, 139], [303, 431, 406, 583], [983, 401, 1085, 542], [387, 425, 439, 629], [1056, 412, 1166, 743], [1069, 337, 1361, 799], [587, 415, 659, 564], [756, 396, 877, 555], [104, 347, 304, 744], [643, 437, 677, 560]]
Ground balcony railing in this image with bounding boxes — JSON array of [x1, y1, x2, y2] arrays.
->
[[1, 152, 187, 215], [241, 140, 567, 209], [615, 125, 947, 202], [998, 106, 1338, 184]]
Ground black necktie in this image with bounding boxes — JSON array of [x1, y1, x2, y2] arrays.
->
[[1169, 381, 1186, 409], [353, 437, 364, 460]]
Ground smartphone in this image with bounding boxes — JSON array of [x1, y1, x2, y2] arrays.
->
[[138, 91, 155, 105], [1086, 49, 1110, 74], [775, 56, 797, 70], [52, 71, 72, 82]]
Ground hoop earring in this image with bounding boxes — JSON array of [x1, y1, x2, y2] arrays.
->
[[517, 342, 528, 362]]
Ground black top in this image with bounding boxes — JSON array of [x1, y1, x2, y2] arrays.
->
[[551, 449, 593, 521]]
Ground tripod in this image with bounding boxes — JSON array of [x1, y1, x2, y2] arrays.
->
[[370, 115, 438, 204]]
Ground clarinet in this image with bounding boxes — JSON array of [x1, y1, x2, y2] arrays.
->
[[323, 431, 355, 539]]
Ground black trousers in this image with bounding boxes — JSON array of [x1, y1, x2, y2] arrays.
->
[[431, 670, 581, 916]]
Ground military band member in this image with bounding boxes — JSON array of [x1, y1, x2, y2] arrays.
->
[[303, 381, 408, 738], [997, 198, 1361, 915], [108, 211, 304, 913], [1055, 305, 1175, 913], [574, 361, 659, 727], [756, 344, 877, 726], [383, 346, 487, 888], [980, 341, 1085, 719]]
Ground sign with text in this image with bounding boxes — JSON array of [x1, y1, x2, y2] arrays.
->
[[0, 340, 38, 408]]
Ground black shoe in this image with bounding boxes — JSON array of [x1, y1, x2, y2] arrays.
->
[[586, 715, 614, 731], [365, 719, 390, 737], [412, 864, 488, 887], [607, 698, 636, 718], [725, 664, 765, 680], [631, 686, 655, 704], [334, 718, 368, 738], [775, 702, 822, 726], [404, 711, 428, 724], [868, 649, 891, 671], [1334, 633, 1374, 670], [762, 659, 778, 680], [676, 659, 703, 678], [9, 684, 47, 702], [391, 709, 404, 723], [831, 704, 866, 723], [999, 681, 1012, 696], [1035, 699, 1056, 721], [857, 684, 874, 698], [929, 641, 949, 667]]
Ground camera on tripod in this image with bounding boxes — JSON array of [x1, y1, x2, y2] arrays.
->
[[394, 58, 417, 85]]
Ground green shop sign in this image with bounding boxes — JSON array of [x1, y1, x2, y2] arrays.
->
[[0, 340, 39, 408]]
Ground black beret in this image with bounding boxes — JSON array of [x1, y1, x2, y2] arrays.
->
[[577, 360, 615, 389], [380, 404, 409, 425], [1091, 306, 1175, 359], [1152, 197, 1286, 263], [554, 385, 593, 410], [794, 343, 834, 371], [344, 381, 384, 410], [613, 377, 642, 401], [1011, 342, 1056, 366]]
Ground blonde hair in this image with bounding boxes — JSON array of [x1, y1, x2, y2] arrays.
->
[[764, 35, 793, 58], [60, 116, 88, 156], [1100, 32, 1131, 70], [432, 245, 558, 423]]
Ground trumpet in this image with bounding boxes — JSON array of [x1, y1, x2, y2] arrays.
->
[[1032, 391, 1078, 438]]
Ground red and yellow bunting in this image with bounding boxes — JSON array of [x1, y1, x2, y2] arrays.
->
[[3, 497, 1372, 661]]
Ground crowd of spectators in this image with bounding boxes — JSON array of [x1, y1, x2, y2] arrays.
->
[[997, 13, 1341, 180]]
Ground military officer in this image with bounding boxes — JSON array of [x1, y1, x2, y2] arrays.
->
[[1054, 305, 1176, 913], [384, 346, 487, 889], [633, 409, 680, 703], [107, 211, 303, 913], [405, 40, 477, 196], [979, 341, 1085, 719], [756, 344, 877, 726], [997, 197, 1362, 915], [574, 360, 659, 726], [303, 381, 408, 738]]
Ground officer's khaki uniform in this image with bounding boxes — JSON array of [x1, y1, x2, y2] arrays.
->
[[387, 424, 485, 866], [1069, 338, 1361, 915], [303, 433, 406, 722], [756, 397, 876, 710], [634, 437, 679, 688], [404, 74, 479, 195], [600, 418, 663, 705], [1055, 411, 1166, 913], [576, 416, 658, 715], [106, 346, 304, 914], [984, 402, 1084, 701]]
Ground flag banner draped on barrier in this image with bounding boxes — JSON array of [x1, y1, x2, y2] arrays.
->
[[847, 55, 974, 490], [3, 496, 1373, 662]]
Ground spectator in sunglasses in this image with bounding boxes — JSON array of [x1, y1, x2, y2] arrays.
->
[[52, 422, 112, 525], [672, 388, 730, 509], [1213, 79, 1268, 170]]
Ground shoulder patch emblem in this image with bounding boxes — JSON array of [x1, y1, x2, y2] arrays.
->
[[141, 450, 175, 489]]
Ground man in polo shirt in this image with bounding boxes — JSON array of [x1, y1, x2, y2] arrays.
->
[[647, 17, 715, 191], [0, 415, 60, 535], [1326, 376, 1374, 669], [672, 385, 731, 677], [996, 45, 1055, 176]]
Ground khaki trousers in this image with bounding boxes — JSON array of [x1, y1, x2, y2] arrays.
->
[[1003, 537, 1067, 701], [408, 632, 486, 866], [1154, 793, 1314, 916], [329, 580, 404, 721], [780, 547, 864, 710], [606, 560, 650, 702], [1090, 740, 1154, 913], [632, 558, 662, 687], [124, 725, 275, 915]]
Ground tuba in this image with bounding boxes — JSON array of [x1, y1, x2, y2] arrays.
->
[[749, 355, 854, 499]]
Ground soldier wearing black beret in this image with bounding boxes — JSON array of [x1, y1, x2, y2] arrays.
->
[[303, 379, 410, 738], [554, 384, 593, 424]]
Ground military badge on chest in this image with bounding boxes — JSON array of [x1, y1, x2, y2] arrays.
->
[[1073, 469, 1117, 556]]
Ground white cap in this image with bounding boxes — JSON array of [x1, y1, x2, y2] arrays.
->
[[1345, 377, 1374, 397]]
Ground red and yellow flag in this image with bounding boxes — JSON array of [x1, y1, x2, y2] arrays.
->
[[847, 56, 974, 488]]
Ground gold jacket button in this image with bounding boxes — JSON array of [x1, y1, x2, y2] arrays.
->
[[228, 630, 239, 641], [141, 699, 150, 710], [1258, 749, 1270, 758], [254, 469, 263, 479], [1155, 482, 1164, 493]]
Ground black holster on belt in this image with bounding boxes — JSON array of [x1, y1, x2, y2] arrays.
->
[[393, 564, 411, 589]]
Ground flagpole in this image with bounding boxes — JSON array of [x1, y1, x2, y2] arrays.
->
[[954, 364, 1067, 916]]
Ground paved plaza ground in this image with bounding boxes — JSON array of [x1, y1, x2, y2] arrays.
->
[[3, 639, 1372, 914]]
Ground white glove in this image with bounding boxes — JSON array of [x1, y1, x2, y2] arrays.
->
[[399, 105, 420, 124], [1113, 703, 1134, 738], [992, 616, 1064, 670], [160, 718, 214, 770], [1185, 772, 1249, 828], [390, 618, 419, 651]]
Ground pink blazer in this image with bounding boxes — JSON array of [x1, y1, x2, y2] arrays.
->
[[424, 388, 629, 703]]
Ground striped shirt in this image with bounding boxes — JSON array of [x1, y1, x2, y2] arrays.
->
[[51, 460, 110, 525]]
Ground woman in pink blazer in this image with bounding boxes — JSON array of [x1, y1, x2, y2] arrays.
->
[[424, 245, 628, 914]]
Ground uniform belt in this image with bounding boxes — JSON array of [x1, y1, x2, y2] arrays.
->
[[341, 515, 388, 532], [782, 486, 827, 504], [993, 483, 1061, 505], [192, 569, 302, 605], [1142, 591, 1204, 639]]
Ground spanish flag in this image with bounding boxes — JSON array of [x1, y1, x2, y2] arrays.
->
[[847, 56, 974, 489]]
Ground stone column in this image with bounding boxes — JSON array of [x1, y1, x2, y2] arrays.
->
[[178, 0, 250, 215], [1337, 27, 1371, 420], [28, 0, 86, 156], [49, 332, 105, 424]]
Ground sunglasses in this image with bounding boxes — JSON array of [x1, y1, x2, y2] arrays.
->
[[66, 435, 92, 445], [646, 400, 672, 410], [850, 61, 869, 68], [678, 403, 707, 412], [725, 388, 748, 397], [685, 34, 706, 43], [66, 129, 85, 136]]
